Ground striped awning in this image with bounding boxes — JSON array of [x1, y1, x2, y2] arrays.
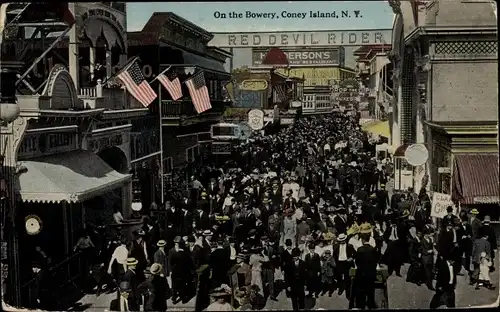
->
[[452, 153, 499, 205]]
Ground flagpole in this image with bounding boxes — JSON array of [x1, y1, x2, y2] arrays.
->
[[158, 82, 164, 206], [150, 65, 172, 84]]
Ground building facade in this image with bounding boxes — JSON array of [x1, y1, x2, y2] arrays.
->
[[389, 0, 498, 217], [0, 2, 162, 306], [127, 12, 232, 191]]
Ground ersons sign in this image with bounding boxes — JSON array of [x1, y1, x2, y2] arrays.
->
[[253, 49, 339, 66], [208, 30, 392, 47]]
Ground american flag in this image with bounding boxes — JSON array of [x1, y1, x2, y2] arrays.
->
[[158, 69, 182, 100], [117, 59, 157, 107], [275, 85, 287, 103], [185, 71, 211, 113]]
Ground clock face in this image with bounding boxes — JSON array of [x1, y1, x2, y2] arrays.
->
[[25, 215, 42, 235]]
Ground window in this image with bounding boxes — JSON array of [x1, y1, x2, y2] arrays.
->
[[185, 145, 198, 163], [163, 157, 173, 174], [214, 80, 221, 100]]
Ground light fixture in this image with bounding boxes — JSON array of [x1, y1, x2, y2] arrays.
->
[[0, 67, 21, 124]]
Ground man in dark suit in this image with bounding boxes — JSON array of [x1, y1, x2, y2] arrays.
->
[[457, 216, 473, 276], [284, 248, 307, 311], [138, 264, 169, 312], [109, 281, 139, 311], [352, 227, 379, 310], [168, 236, 192, 304], [334, 208, 349, 235], [280, 239, 295, 270], [469, 209, 482, 239], [194, 208, 211, 230], [413, 204, 429, 232], [304, 242, 322, 298], [261, 236, 278, 301], [429, 257, 457, 309], [441, 206, 460, 230], [180, 207, 193, 237], [165, 205, 182, 246], [375, 184, 390, 223], [186, 235, 203, 269], [153, 240, 169, 277], [421, 228, 436, 290], [480, 216, 498, 271], [283, 190, 298, 211], [270, 183, 283, 208], [122, 258, 141, 309], [333, 234, 355, 296], [209, 238, 231, 289], [437, 220, 458, 262]]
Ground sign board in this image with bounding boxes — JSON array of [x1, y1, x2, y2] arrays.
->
[[212, 142, 232, 155], [18, 127, 78, 159], [252, 48, 340, 66], [248, 109, 265, 130], [208, 29, 392, 47], [81, 8, 125, 35], [405, 144, 429, 166], [431, 192, 455, 218], [235, 90, 263, 108], [240, 79, 268, 91]]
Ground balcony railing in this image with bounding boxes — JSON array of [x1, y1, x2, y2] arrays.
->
[[78, 79, 136, 109], [154, 100, 228, 119]]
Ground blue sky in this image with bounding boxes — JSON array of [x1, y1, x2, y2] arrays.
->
[[126, 1, 394, 32]]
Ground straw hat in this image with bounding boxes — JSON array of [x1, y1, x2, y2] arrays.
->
[[359, 223, 372, 234], [470, 208, 479, 215], [347, 224, 359, 236], [337, 233, 348, 242], [150, 263, 162, 275], [483, 215, 491, 223], [203, 230, 213, 236], [157, 239, 166, 247], [210, 285, 232, 298], [322, 232, 335, 241], [126, 258, 138, 266]]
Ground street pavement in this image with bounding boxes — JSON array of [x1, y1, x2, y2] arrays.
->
[[77, 255, 499, 311]]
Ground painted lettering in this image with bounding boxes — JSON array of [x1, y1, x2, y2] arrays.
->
[[328, 33, 336, 44], [241, 35, 249, 46], [268, 35, 277, 45], [228, 35, 236, 45], [280, 34, 288, 45], [252, 35, 261, 45], [375, 32, 383, 44], [361, 32, 369, 44], [348, 33, 357, 44]]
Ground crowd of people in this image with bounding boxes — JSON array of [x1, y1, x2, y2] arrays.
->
[[33, 112, 497, 311]]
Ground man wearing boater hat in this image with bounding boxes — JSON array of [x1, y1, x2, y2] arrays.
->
[[351, 223, 378, 310], [154, 240, 169, 277], [333, 233, 355, 297], [122, 258, 141, 310], [138, 263, 168, 312], [109, 281, 139, 311]]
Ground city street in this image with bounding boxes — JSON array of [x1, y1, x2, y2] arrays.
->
[[76, 258, 499, 311]]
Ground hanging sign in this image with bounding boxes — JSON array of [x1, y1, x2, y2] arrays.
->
[[248, 109, 265, 130]]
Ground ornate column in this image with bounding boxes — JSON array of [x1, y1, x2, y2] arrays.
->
[[105, 47, 112, 79], [0, 62, 27, 307], [89, 45, 96, 81]]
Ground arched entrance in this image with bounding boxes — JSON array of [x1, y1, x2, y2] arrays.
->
[[97, 146, 129, 174]]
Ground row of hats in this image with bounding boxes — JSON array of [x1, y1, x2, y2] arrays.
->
[[346, 223, 373, 236]]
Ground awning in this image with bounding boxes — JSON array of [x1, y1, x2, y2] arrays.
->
[[15, 150, 132, 204], [181, 50, 229, 76], [452, 153, 499, 205], [361, 120, 391, 139]]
